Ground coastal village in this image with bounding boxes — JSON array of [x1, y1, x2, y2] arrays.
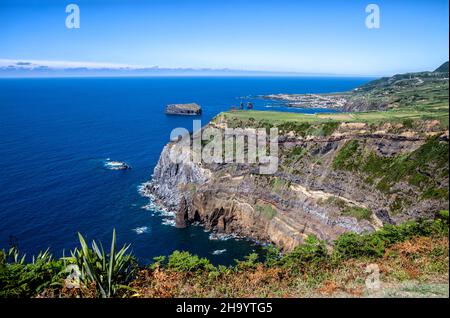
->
[[263, 93, 348, 109]]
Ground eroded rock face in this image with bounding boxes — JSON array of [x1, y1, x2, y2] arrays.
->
[[165, 103, 202, 115], [143, 143, 211, 211], [144, 120, 449, 250]]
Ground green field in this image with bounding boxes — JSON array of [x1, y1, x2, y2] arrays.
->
[[220, 107, 449, 127], [221, 65, 449, 127]]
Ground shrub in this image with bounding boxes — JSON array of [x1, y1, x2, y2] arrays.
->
[[278, 235, 328, 271], [235, 253, 260, 270], [332, 140, 360, 170], [167, 251, 215, 272], [333, 218, 449, 260], [333, 136, 449, 198], [150, 256, 166, 270], [321, 122, 340, 136], [0, 248, 65, 298], [278, 122, 311, 137], [333, 232, 386, 259], [262, 245, 282, 268], [421, 187, 449, 200], [341, 206, 373, 221], [402, 118, 414, 128], [438, 210, 449, 222]]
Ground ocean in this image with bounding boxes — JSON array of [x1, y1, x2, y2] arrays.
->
[[0, 76, 372, 265]]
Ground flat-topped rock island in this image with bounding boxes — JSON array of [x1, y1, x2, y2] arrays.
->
[[165, 103, 202, 115]]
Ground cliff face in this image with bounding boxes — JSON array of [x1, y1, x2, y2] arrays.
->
[[148, 143, 211, 211], [144, 118, 449, 250], [165, 103, 202, 115]]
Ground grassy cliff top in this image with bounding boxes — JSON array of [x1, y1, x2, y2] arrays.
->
[[220, 107, 449, 127], [220, 68, 449, 127]]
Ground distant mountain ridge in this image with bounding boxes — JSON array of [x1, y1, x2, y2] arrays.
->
[[0, 59, 366, 77]]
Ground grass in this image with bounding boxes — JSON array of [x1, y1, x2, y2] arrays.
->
[[270, 177, 291, 194], [324, 196, 372, 221], [332, 140, 360, 170], [255, 204, 278, 220], [341, 206, 373, 221], [219, 107, 449, 126]]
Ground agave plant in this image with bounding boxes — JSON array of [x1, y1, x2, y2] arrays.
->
[[68, 229, 136, 298], [7, 246, 26, 264], [31, 248, 53, 264]]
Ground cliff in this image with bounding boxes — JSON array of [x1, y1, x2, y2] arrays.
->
[[166, 103, 202, 115], [143, 115, 449, 250]]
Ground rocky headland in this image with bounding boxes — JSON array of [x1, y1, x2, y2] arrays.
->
[[142, 116, 448, 250], [144, 65, 449, 251], [166, 103, 202, 115]]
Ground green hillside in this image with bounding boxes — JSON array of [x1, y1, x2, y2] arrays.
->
[[435, 61, 449, 73]]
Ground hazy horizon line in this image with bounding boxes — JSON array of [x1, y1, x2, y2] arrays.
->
[[0, 58, 393, 78]]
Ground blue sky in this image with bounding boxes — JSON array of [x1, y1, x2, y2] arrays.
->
[[0, 0, 448, 75]]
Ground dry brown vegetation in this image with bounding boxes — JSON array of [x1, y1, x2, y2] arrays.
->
[[117, 236, 448, 298]]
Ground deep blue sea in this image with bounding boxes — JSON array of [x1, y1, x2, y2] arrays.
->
[[0, 76, 372, 265]]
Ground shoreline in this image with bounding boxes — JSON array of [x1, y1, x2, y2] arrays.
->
[[138, 181, 271, 247]]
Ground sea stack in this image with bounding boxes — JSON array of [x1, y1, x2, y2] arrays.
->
[[165, 103, 202, 115]]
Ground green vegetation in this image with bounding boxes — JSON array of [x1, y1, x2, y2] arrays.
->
[[270, 177, 292, 194], [333, 215, 449, 259], [275, 235, 328, 271], [223, 115, 343, 138], [0, 248, 65, 298], [167, 251, 215, 272], [67, 229, 137, 298], [290, 145, 307, 157], [219, 66, 449, 129], [332, 136, 449, 199], [324, 196, 348, 209], [350, 67, 449, 112], [434, 61, 449, 73], [255, 204, 278, 220], [324, 196, 372, 221], [220, 106, 448, 127], [341, 206, 372, 221], [0, 213, 448, 298], [0, 229, 136, 298], [217, 69, 449, 146], [332, 140, 360, 170]]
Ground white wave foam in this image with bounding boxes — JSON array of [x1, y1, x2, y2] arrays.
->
[[104, 159, 130, 170], [162, 218, 176, 227], [138, 182, 177, 227], [212, 249, 227, 255], [137, 182, 153, 197], [133, 226, 149, 235], [209, 233, 239, 241]]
